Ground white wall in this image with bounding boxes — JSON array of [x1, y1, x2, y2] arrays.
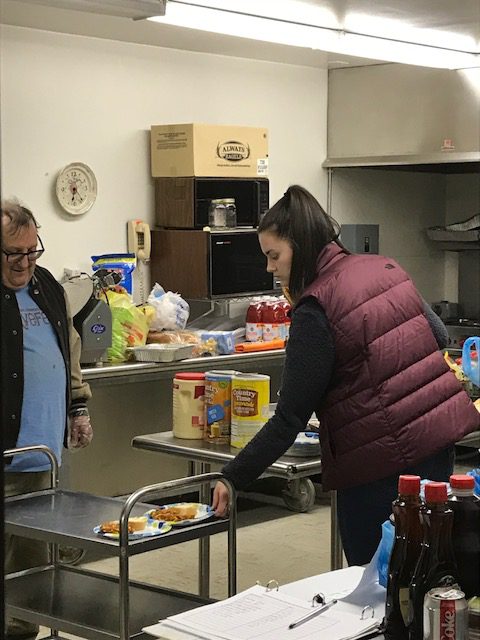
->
[[329, 168, 448, 302], [0, 25, 328, 279]]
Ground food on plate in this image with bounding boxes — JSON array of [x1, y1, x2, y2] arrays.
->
[[99, 516, 147, 534], [149, 505, 198, 522]]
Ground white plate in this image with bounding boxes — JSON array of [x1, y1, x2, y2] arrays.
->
[[93, 521, 172, 540], [146, 502, 214, 527]]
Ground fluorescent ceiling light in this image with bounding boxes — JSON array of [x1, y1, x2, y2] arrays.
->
[[17, 0, 166, 19], [149, 1, 480, 70], [345, 13, 478, 53]]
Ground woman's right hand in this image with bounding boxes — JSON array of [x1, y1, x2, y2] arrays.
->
[[212, 481, 230, 517]]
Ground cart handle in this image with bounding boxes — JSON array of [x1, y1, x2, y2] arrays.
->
[[118, 472, 237, 640], [3, 445, 59, 488]]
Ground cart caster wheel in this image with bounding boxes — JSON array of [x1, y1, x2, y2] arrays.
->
[[58, 545, 86, 565], [282, 478, 316, 512]]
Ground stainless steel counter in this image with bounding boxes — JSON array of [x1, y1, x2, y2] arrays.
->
[[81, 350, 285, 383]]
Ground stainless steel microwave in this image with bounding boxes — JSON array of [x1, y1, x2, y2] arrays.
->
[[154, 177, 269, 229], [150, 228, 276, 298]]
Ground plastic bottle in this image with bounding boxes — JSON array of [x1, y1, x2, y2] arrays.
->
[[278, 299, 292, 340], [408, 482, 459, 640], [262, 300, 283, 342], [385, 475, 422, 640], [245, 301, 263, 342], [448, 474, 480, 600], [172, 372, 206, 439]]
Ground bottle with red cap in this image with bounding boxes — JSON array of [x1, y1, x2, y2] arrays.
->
[[385, 475, 423, 640], [448, 474, 480, 600], [408, 482, 459, 640], [245, 300, 263, 342], [278, 299, 291, 340], [262, 300, 283, 342]]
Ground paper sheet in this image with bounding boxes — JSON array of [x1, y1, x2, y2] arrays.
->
[[145, 584, 382, 640]]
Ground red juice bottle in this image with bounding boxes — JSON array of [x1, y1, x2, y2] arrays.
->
[[245, 301, 263, 342], [262, 300, 282, 342], [278, 299, 291, 340]]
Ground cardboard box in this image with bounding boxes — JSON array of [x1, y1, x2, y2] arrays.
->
[[151, 123, 269, 178]]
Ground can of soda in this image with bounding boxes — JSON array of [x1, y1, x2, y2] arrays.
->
[[424, 587, 468, 640]]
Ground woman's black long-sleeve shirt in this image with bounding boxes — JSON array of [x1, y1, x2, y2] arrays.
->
[[222, 297, 448, 490]]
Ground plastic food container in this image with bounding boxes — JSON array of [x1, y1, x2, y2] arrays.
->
[[131, 344, 195, 363], [173, 372, 206, 439]]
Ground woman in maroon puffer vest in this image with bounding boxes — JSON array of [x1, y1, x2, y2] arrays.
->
[[213, 184, 479, 565]]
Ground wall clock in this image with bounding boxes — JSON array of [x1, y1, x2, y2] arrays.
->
[[56, 162, 97, 215]]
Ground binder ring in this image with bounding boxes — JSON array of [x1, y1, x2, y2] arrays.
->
[[265, 579, 279, 592], [312, 592, 325, 606], [360, 605, 375, 619]]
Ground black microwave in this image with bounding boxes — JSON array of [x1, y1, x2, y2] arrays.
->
[[154, 177, 269, 229], [151, 228, 276, 298]]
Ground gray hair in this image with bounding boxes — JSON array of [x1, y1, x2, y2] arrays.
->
[[1, 199, 40, 234]]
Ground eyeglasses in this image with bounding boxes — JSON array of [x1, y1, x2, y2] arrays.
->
[[2, 236, 45, 264]]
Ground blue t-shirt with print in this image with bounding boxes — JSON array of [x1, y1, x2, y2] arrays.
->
[[8, 287, 67, 472]]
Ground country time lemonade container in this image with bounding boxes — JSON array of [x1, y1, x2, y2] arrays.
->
[[230, 373, 270, 449]]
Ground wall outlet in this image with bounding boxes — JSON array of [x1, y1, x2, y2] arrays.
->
[[64, 267, 81, 279]]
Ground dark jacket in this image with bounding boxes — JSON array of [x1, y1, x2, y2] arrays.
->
[[302, 243, 479, 490], [2, 265, 91, 456]]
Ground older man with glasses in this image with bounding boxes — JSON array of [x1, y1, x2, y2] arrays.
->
[[1, 199, 93, 640]]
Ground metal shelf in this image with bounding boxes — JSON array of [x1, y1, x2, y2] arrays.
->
[[6, 565, 210, 640], [4, 489, 229, 554], [323, 153, 480, 173]]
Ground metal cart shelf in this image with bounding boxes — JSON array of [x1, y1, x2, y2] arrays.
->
[[4, 445, 237, 640], [6, 565, 210, 640]]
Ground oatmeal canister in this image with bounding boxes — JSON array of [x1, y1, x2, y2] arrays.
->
[[204, 370, 238, 443], [230, 373, 270, 449], [172, 372, 205, 439]]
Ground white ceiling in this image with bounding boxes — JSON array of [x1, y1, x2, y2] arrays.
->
[[1, 0, 479, 69]]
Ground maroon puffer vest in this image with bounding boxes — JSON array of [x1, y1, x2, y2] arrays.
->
[[301, 243, 479, 491]]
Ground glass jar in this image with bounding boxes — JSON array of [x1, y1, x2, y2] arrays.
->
[[222, 198, 237, 228], [208, 198, 237, 229]]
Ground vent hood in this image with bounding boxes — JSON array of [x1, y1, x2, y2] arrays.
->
[[13, 0, 166, 19], [324, 65, 480, 171]]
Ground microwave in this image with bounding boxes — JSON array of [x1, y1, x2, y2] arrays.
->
[[150, 228, 276, 298], [154, 177, 269, 229]]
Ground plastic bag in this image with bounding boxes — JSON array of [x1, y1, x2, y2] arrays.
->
[[147, 283, 190, 331], [105, 290, 149, 362], [467, 468, 480, 497], [377, 518, 395, 588], [91, 253, 136, 294]]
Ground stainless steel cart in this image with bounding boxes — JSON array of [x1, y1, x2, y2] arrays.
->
[[131, 431, 344, 572], [4, 445, 237, 640]]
